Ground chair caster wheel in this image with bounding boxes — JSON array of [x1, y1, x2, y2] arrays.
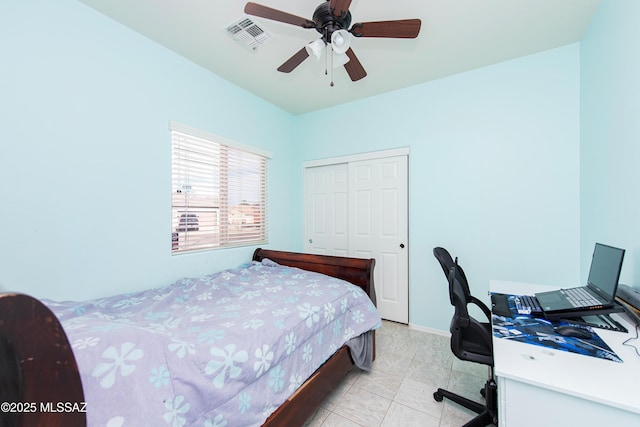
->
[[433, 391, 443, 402]]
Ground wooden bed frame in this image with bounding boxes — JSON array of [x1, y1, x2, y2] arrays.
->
[[253, 249, 376, 426], [0, 248, 376, 427]]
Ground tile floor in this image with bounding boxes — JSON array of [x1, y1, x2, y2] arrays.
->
[[303, 320, 495, 427]]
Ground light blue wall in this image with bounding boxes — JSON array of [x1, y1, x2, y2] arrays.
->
[[297, 45, 581, 331], [0, 1, 299, 300], [580, 0, 640, 287]]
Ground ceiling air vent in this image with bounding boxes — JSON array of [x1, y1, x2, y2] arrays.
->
[[226, 16, 272, 51]]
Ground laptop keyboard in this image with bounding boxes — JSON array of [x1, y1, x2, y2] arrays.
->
[[561, 287, 602, 307]]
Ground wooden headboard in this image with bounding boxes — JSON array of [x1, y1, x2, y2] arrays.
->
[[253, 248, 377, 427], [252, 248, 376, 305]]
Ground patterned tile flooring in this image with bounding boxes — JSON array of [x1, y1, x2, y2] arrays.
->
[[304, 320, 495, 427]]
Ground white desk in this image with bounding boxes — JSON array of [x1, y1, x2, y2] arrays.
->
[[491, 280, 640, 427]]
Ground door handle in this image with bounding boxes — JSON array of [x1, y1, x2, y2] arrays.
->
[[400, 243, 405, 249]]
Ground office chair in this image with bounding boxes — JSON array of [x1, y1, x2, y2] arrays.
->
[[433, 247, 498, 427]]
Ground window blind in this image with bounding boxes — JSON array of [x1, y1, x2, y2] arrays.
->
[[170, 126, 269, 253]]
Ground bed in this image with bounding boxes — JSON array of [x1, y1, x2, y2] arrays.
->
[[0, 248, 380, 427]]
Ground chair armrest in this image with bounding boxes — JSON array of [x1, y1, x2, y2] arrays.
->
[[470, 296, 492, 322]]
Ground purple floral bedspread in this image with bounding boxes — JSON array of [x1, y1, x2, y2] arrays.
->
[[43, 260, 381, 427]]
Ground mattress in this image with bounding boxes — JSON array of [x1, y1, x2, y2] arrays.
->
[[44, 259, 381, 426]]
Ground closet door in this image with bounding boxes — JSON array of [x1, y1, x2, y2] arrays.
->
[[349, 156, 408, 324], [304, 154, 409, 324], [304, 163, 349, 256]]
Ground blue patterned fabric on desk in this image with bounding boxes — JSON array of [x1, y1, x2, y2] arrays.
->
[[491, 294, 621, 363], [44, 260, 381, 427]]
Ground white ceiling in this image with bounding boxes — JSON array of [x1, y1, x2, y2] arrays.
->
[[79, 0, 601, 115]]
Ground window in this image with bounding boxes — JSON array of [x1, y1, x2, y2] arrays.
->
[[170, 122, 270, 253]]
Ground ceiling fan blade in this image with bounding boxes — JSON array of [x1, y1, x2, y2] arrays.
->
[[244, 2, 315, 29], [344, 48, 367, 81], [350, 19, 422, 38], [329, 0, 352, 18], [277, 47, 310, 73]]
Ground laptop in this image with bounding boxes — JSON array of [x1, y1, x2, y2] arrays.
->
[[535, 243, 625, 315]]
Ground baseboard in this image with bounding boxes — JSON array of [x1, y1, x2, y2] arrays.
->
[[409, 322, 450, 337]]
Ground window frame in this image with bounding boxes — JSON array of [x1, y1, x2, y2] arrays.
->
[[170, 121, 271, 254]]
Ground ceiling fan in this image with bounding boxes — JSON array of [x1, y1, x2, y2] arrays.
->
[[244, 0, 421, 83]]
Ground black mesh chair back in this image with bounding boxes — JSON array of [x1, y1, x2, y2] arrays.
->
[[447, 259, 493, 366], [434, 247, 466, 294]]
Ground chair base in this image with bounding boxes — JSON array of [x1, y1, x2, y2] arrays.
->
[[433, 378, 498, 427]]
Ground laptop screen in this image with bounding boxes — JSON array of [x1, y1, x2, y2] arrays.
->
[[587, 243, 625, 300]]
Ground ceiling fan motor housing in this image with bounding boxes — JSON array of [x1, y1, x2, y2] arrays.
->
[[313, 1, 351, 40]]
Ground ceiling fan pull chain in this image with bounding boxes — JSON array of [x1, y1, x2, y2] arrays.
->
[[330, 45, 335, 87], [325, 41, 329, 76], [325, 28, 329, 77]]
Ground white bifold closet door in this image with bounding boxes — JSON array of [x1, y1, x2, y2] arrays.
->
[[304, 154, 408, 324]]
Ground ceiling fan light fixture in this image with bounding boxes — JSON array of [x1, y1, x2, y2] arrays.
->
[[305, 38, 325, 61], [332, 51, 350, 68], [330, 29, 351, 54]]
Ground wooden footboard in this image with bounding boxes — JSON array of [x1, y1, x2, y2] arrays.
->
[[0, 293, 85, 427]]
